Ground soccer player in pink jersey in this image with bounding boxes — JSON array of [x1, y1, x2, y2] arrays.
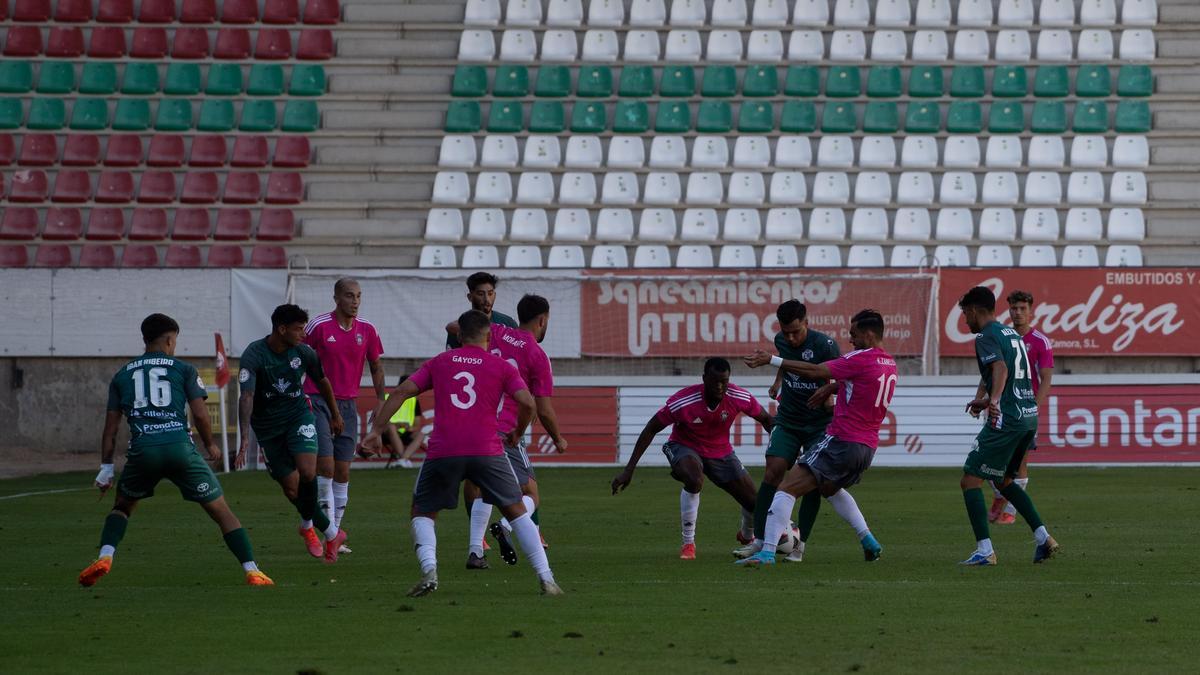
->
[[738, 310, 897, 567], [611, 358, 773, 560], [989, 290, 1055, 525], [362, 310, 562, 597], [302, 278, 385, 552]]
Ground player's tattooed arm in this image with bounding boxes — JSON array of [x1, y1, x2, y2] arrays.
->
[[187, 397, 220, 461], [612, 416, 668, 494], [535, 396, 568, 453], [363, 378, 421, 454], [235, 391, 254, 469]]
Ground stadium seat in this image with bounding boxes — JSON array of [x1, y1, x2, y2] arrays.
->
[[17, 134, 56, 167], [79, 244, 118, 267], [477, 136, 516, 169], [45, 27, 85, 58], [846, 245, 885, 268], [171, 28, 211, 59], [665, 30, 703, 62], [897, 172, 936, 205], [677, 209, 717, 241], [870, 31, 908, 62], [1064, 208, 1104, 241], [829, 30, 866, 60], [1062, 245, 1101, 267], [208, 244, 246, 267], [215, 29, 255, 60], [86, 208, 125, 239], [1120, 30, 1156, 61], [438, 136, 477, 169], [181, 0, 216, 23], [608, 137, 645, 169], [613, 101, 650, 133], [601, 172, 639, 205], [155, 99, 194, 132], [953, 30, 989, 62], [732, 137, 770, 169], [0, 207, 37, 240], [240, 100, 278, 132], [890, 245, 927, 267], [249, 246, 287, 269], [130, 28, 169, 59], [505, 245, 543, 269], [1022, 209, 1060, 241], [164, 63, 202, 96], [1105, 245, 1144, 267], [0, 62, 33, 94], [129, 209, 169, 241], [565, 137, 602, 168], [464, 0, 499, 25], [989, 103, 1025, 134], [69, 98, 108, 131], [133, 171, 174, 204], [546, 245, 583, 269], [720, 210, 758, 241], [42, 207, 83, 240], [172, 209, 212, 240], [469, 172, 509, 205], [762, 208, 801, 241], [633, 245, 670, 268], [644, 173, 682, 205], [591, 245, 628, 268], [715, 245, 754, 268], [181, 172, 220, 204], [939, 173, 976, 205], [854, 173, 891, 205], [247, 65, 285, 97], [975, 245, 1014, 268], [1028, 137, 1066, 169], [546, 0, 583, 26], [1108, 209, 1146, 241], [143, 134, 184, 168], [850, 209, 888, 241], [747, 31, 784, 62], [1123, 0, 1158, 26], [296, 29, 334, 60], [88, 27, 127, 58], [629, 0, 666, 25], [230, 136, 267, 168], [757, 244, 796, 268], [692, 136, 729, 169], [3, 27, 43, 57], [457, 30, 495, 62], [893, 208, 931, 240], [1067, 172, 1105, 204], [706, 30, 744, 62], [467, 208, 506, 240], [1036, 30, 1074, 62], [676, 245, 714, 268], [38, 62, 77, 94], [802, 245, 840, 268], [986, 136, 1022, 169], [461, 245, 500, 269], [812, 172, 851, 205], [553, 209, 591, 240], [931, 244, 970, 267], [770, 138, 809, 169], [1110, 171, 1148, 205], [264, 0, 300, 24], [164, 244, 202, 268], [728, 172, 765, 205], [1025, 172, 1063, 205], [911, 30, 949, 61], [816, 136, 853, 169], [899, 137, 937, 169], [1115, 101, 1151, 133], [979, 209, 1017, 241], [499, 30, 538, 62], [30, 244, 71, 267], [573, 66, 609, 99], [52, 170, 92, 203], [655, 102, 690, 134], [620, 30, 659, 61], [935, 208, 974, 240], [570, 102, 606, 134], [596, 209, 634, 240], [982, 172, 1019, 205], [510, 209, 549, 241], [582, 30, 620, 62], [265, 173, 302, 205], [768, 172, 806, 205], [425, 209, 464, 241], [807, 208, 846, 241], [7, 169, 48, 203], [516, 172, 555, 205]]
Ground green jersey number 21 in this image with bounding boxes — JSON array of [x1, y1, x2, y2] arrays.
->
[[132, 367, 171, 409], [1009, 340, 1032, 382]]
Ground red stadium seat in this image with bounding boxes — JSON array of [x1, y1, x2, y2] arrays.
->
[[221, 0, 259, 24], [79, 244, 118, 266], [223, 173, 262, 204], [104, 135, 144, 167], [121, 244, 158, 267], [35, 244, 72, 267], [97, 0, 134, 23], [165, 244, 202, 267], [42, 207, 83, 240], [214, 28, 252, 59], [265, 172, 303, 204], [0, 135, 15, 165], [147, 135, 185, 167], [88, 27, 127, 58], [297, 30, 334, 60], [254, 29, 292, 60], [54, 0, 92, 22], [136, 171, 176, 204], [129, 209, 169, 241], [231, 136, 268, 168], [94, 171, 136, 204], [86, 208, 125, 239], [303, 0, 340, 25], [171, 28, 210, 59], [181, 172, 220, 204], [207, 244, 244, 267], [0, 0, 8, 20], [0, 245, 30, 267], [131, 28, 169, 58], [9, 170, 49, 203], [250, 245, 287, 267], [12, 0, 50, 21], [272, 137, 311, 168], [46, 27, 86, 58], [63, 134, 102, 167], [18, 134, 58, 167], [0, 208, 38, 240], [256, 209, 295, 241], [4, 26, 44, 57], [138, 0, 175, 22], [172, 209, 211, 240], [189, 135, 228, 167], [264, 0, 300, 24], [181, 0, 217, 23], [214, 208, 252, 240], [52, 170, 92, 203]]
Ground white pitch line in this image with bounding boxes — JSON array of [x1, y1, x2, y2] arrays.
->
[[0, 487, 91, 501]]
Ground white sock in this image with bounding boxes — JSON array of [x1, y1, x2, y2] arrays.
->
[[739, 508, 754, 540], [976, 537, 994, 556], [333, 481, 349, 528], [762, 492, 796, 555], [499, 496, 535, 533], [991, 485, 1004, 500], [300, 519, 313, 530], [411, 516, 437, 574], [1033, 525, 1050, 545], [242, 561, 259, 572], [826, 489, 871, 539], [317, 476, 335, 530], [1004, 478, 1027, 516], [510, 513, 553, 582], [323, 521, 339, 540], [680, 489, 700, 545], [99, 544, 115, 558], [468, 499, 492, 557]]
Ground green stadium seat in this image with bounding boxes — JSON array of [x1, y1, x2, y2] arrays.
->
[[989, 102, 1024, 133], [907, 66, 943, 98], [991, 66, 1027, 98], [1033, 66, 1070, 98], [451, 65, 487, 97], [121, 63, 160, 95], [779, 101, 816, 133], [946, 101, 983, 133], [240, 100, 277, 131], [696, 101, 732, 132], [0, 61, 34, 94], [825, 66, 860, 98], [742, 65, 777, 97], [575, 65, 611, 98], [1115, 101, 1151, 133], [866, 66, 902, 98], [1073, 101, 1108, 133], [950, 66, 985, 98], [289, 65, 326, 96], [821, 101, 857, 132], [69, 98, 108, 130], [247, 64, 285, 96], [492, 65, 529, 98], [701, 66, 738, 98], [528, 101, 565, 132], [487, 101, 524, 133], [282, 99, 319, 132], [197, 99, 235, 132], [534, 65, 570, 97], [1117, 65, 1153, 97], [155, 99, 193, 131], [1031, 101, 1068, 133], [444, 100, 481, 132], [163, 63, 201, 95], [570, 102, 606, 133], [0, 99, 22, 129], [863, 102, 898, 133], [618, 66, 654, 98], [28, 99, 66, 130], [112, 99, 151, 131], [659, 66, 696, 98], [613, 100, 649, 133], [1075, 65, 1111, 98], [39, 61, 78, 94], [784, 66, 819, 97], [737, 101, 774, 132], [655, 101, 690, 133], [905, 102, 941, 133]]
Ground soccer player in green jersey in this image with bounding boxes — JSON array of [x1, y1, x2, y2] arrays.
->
[[79, 314, 273, 587], [235, 304, 348, 563], [733, 300, 881, 563], [445, 271, 518, 349], [957, 287, 1060, 566]]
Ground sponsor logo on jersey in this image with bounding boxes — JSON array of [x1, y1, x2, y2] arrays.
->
[[273, 378, 290, 394], [298, 423, 317, 439], [692, 417, 703, 424], [356, 333, 364, 345], [239, 368, 250, 383], [197, 482, 209, 493], [802, 349, 814, 361], [196, 376, 205, 389], [720, 411, 729, 421], [327, 335, 337, 343], [289, 357, 302, 369]]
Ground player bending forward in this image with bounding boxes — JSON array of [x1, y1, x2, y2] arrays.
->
[[363, 310, 562, 597], [612, 358, 772, 560], [80, 314, 272, 587], [737, 310, 895, 568]]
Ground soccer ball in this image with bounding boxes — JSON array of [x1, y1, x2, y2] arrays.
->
[[776, 525, 801, 555]]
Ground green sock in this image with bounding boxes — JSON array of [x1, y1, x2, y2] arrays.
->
[[292, 480, 331, 533], [531, 508, 540, 526], [222, 528, 255, 564], [99, 512, 128, 549], [963, 488, 990, 542], [1000, 482, 1045, 531], [752, 482, 776, 541], [796, 491, 821, 542]]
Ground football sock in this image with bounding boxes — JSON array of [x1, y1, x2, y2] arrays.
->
[[827, 489, 871, 539], [222, 527, 255, 564], [333, 481, 349, 528], [752, 482, 776, 541], [680, 489, 700, 546], [1000, 481, 1045, 533], [739, 508, 754, 541], [510, 513, 553, 582], [301, 519, 313, 530], [242, 562, 259, 572], [294, 479, 335, 537], [99, 545, 116, 559], [1003, 478, 1027, 516], [796, 491, 822, 542], [499, 497, 536, 533], [468, 499, 491, 557], [317, 476, 334, 530], [411, 517, 437, 574], [963, 488, 991, 545], [99, 512, 128, 555], [762, 492, 796, 555]]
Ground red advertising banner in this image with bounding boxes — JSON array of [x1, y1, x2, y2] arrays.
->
[[939, 269, 1200, 356], [581, 271, 933, 357]]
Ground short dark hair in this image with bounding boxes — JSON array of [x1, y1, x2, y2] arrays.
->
[[466, 272, 499, 292], [517, 294, 550, 324], [334, 277, 359, 295], [1007, 289, 1034, 306], [776, 299, 807, 326], [704, 357, 732, 376], [457, 309, 491, 343], [141, 313, 179, 344], [271, 304, 309, 330], [850, 309, 885, 338], [958, 286, 997, 312]]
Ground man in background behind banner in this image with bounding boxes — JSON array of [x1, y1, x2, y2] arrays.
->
[[381, 375, 424, 469]]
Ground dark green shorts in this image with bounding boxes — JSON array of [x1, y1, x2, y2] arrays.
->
[[257, 413, 319, 481], [765, 426, 827, 466], [963, 425, 1036, 482], [117, 442, 223, 503]]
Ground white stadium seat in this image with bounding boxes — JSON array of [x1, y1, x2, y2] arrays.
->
[[558, 172, 597, 205], [1110, 172, 1148, 205], [1067, 171, 1105, 205], [1035, 30, 1074, 62], [523, 136, 561, 169], [1122, 0, 1159, 27], [788, 30, 826, 60], [1065, 208, 1104, 241], [462, 245, 500, 268], [499, 30, 538, 62], [633, 245, 671, 268], [420, 245, 457, 268], [685, 173, 724, 205], [1105, 245, 1144, 267], [976, 245, 1014, 267], [1081, 0, 1118, 26], [1062, 245, 1101, 267], [553, 209, 591, 240], [433, 171, 471, 204], [671, 0, 708, 26], [747, 30, 785, 61], [939, 172, 978, 205], [706, 30, 745, 61], [953, 30, 990, 62], [995, 30, 1032, 62], [817, 136, 855, 168], [592, 245, 629, 267], [509, 208, 548, 241], [638, 208, 678, 241], [665, 30, 703, 62], [649, 137, 688, 168], [480, 135, 518, 168], [1077, 29, 1114, 60], [1028, 137, 1066, 169], [997, 0, 1034, 27], [464, 0, 501, 26], [854, 172, 892, 205], [833, 0, 870, 27], [956, 0, 992, 27], [762, 245, 800, 268], [718, 245, 756, 268], [804, 245, 842, 267], [890, 245, 928, 267], [692, 136, 730, 168], [776, 137, 813, 168], [870, 30, 908, 60], [547, 245, 585, 268], [944, 136, 981, 169], [546, 0, 583, 27], [564, 136, 602, 168], [859, 138, 897, 168], [1069, 136, 1108, 168], [595, 209, 634, 241], [623, 30, 662, 61], [505, 245, 543, 268], [768, 171, 807, 205], [438, 136, 476, 168], [712, 0, 748, 26], [765, 208, 804, 240], [601, 172, 640, 205], [896, 172, 935, 205], [681, 209, 720, 241], [1113, 136, 1150, 169], [753, 0, 790, 27], [901, 136, 938, 168], [582, 30, 620, 62], [829, 30, 867, 60], [607, 137, 646, 169], [807, 208, 847, 240], [985, 136, 1022, 169], [1024, 171, 1063, 206], [644, 172, 683, 205], [978, 208, 1017, 241], [1021, 208, 1060, 241], [629, 0, 667, 26], [935, 208, 974, 240], [1108, 209, 1146, 241], [515, 172, 555, 205], [539, 30, 578, 61], [932, 245, 970, 267], [1019, 245, 1057, 267], [911, 30, 949, 61], [847, 245, 885, 267], [677, 245, 715, 268], [587, 0, 625, 26], [1038, 0, 1075, 26], [723, 209, 762, 241], [468, 208, 507, 240], [504, 0, 542, 27], [875, 0, 911, 27], [733, 137, 772, 169], [1119, 30, 1157, 61], [892, 208, 931, 240], [792, 0, 829, 27], [915, 0, 952, 27], [813, 172, 851, 204], [850, 208, 888, 241], [425, 209, 464, 240], [728, 172, 766, 205], [458, 30, 496, 61], [981, 172, 1020, 205]]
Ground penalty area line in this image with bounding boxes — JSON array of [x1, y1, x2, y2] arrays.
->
[[0, 487, 92, 501]]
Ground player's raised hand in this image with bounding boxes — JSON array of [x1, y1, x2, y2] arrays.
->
[[94, 463, 114, 494], [743, 350, 773, 369], [611, 469, 634, 495]]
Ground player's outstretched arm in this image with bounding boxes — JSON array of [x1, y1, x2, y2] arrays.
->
[[744, 350, 831, 380], [364, 378, 421, 453], [95, 410, 122, 492], [235, 391, 254, 469], [612, 416, 668, 494], [187, 397, 220, 461], [535, 396, 568, 453]]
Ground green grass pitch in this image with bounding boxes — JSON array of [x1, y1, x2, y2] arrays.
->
[[3, 467, 1198, 673]]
